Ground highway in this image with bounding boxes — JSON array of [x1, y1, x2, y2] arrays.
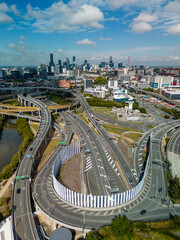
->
[[76, 94, 138, 186], [129, 86, 180, 108], [1, 89, 178, 237], [65, 111, 127, 194], [12, 95, 52, 240], [33, 117, 180, 230]]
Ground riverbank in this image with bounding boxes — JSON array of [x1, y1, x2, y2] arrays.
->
[[0, 115, 3, 136], [0, 118, 33, 182]]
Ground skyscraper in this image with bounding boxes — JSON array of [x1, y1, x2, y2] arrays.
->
[[49, 53, 55, 67], [109, 56, 114, 68], [73, 56, 75, 63]]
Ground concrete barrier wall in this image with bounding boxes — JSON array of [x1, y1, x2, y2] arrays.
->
[[52, 138, 151, 208]]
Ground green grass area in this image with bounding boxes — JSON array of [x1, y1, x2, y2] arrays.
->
[[30, 124, 39, 133], [103, 123, 142, 135], [4, 100, 20, 106], [85, 217, 180, 240], [42, 138, 60, 157], [146, 125, 154, 128], [76, 112, 89, 124], [91, 106, 116, 119], [124, 132, 143, 142]]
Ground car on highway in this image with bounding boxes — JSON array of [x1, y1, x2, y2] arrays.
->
[[29, 147, 33, 151], [140, 210, 146, 215], [17, 188, 21, 194]]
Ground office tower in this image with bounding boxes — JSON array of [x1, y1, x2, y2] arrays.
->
[[109, 56, 114, 68], [84, 60, 88, 65], [49, 53, 55, 67], [73, 56, 75, 63], [118, 62, 123, 68], [66, 58, 70, 70], [58, 60, 63, 73], [84, 79, 92, 89]]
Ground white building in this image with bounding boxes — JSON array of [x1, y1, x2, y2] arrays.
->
[[149, 76, 174, 89], [108, 79, 118, 89], [113, 88, 133, 102]]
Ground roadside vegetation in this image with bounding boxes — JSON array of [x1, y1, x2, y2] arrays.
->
[[86, 96, 126, 108], [0, 118, 33, 182], [3, 100, 20, 106], [47, 92, 73, 105], [142, 87, 160, 94], [155, 105, 180, 119], [84, 215, 180, 240], [133, 99, 147, 114], [0, 114, 3, 135]]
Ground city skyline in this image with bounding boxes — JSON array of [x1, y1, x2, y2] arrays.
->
[[0, 0, 180, 66]]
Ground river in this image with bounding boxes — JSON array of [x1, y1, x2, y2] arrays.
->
[[0, 119, 22, 172]]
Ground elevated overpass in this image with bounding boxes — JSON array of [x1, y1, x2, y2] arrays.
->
[[12, 95, 52, 240]]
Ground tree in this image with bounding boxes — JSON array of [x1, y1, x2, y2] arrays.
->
[[81, 85, 84, 93], [111, 215, 134, 239], [94, 77, 107, 86], [174, 215, 180, 225], [0, 212, 3, 222], [139, 107, 147, 114], [170, 176, 180, 200], [85, 231, 103, 240]]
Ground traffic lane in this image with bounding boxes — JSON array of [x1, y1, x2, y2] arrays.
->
[[78, 114, 126, 192]]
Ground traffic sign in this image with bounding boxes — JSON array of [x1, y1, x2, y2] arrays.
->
[[58, 142, 66, 144]]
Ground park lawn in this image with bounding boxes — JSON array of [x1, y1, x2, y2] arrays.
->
[[42, 138, 60, 157], [124, 132, 143, 142], [91, 106, 116, 119], [103, 123, 142, 134], [30, 123, 39, 133]]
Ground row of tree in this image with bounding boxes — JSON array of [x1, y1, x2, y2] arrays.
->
[[47, 92, 73, 105], [0, 118, 34, 182], [156, 106, 180, 119], [86, 96, 126, 108]]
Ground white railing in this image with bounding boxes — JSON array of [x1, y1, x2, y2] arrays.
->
[[52, 138, 151, 208]]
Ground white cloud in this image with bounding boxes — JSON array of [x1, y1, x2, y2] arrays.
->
[[99, 37, 112, 40], [76, 38, 96, 46], [19, 35, 26, 39], [164, 1, 180, 11], [167, 24, 180, 35], [10, 4, 20, 16], [24, 2, 104, 32], [19, 41, 24, 45], [58, 49, 63, 52], [110, 0, 140, 8], [132, 22, 152, 33], [134, 13, 158, 22], [0, 13, 13, 23], [71, 4, 104, 29], [8, 43, 15, 48], [0, 2, 9, 12]]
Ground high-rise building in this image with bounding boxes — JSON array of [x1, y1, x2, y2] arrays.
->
[[73, 56, 75, 63], [109, 56, 114, 68], [49, 53, 55, 67], [118, 62, 123, 68]]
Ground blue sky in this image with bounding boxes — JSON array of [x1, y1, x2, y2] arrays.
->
[[0, 0, 180, 66]]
